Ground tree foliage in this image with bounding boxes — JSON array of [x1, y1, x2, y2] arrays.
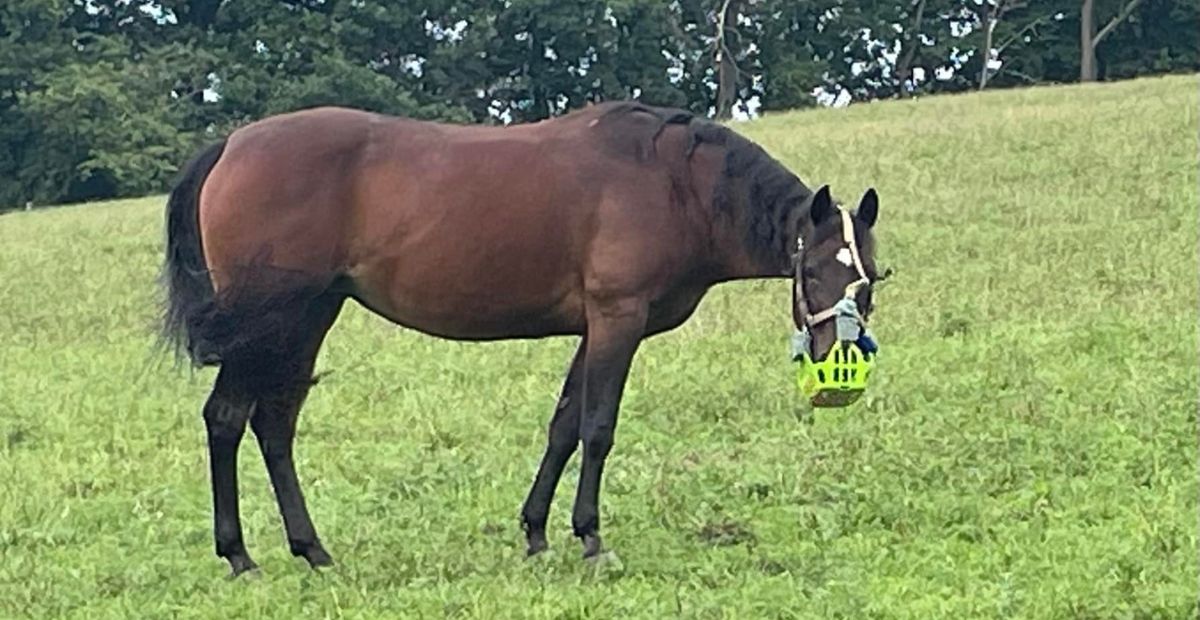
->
[[1, 0, 1195, 207]]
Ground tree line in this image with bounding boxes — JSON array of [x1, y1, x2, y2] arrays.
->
[[1, 0, 1195, 208]]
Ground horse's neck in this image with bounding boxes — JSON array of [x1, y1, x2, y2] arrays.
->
[[705, 216, 792, 283]]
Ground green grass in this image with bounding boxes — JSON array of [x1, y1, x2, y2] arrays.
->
[[1, 74, 1197, 619]]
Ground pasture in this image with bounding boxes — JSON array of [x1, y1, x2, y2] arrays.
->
[[0, 74, 1196, 618]]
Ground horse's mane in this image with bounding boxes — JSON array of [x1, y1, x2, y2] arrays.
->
[[583, 101, 812, 267]]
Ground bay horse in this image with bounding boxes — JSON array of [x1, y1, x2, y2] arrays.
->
[[160, 101, 882, 576]]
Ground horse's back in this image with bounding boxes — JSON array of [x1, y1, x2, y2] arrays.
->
[[198, 107, 599, 338]]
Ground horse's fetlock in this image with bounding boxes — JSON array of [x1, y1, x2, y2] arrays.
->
[[572, 514, 599, 539], [214, 530, 246, 559], [521, 511, 546, 534], [287, 538, 313, 557]]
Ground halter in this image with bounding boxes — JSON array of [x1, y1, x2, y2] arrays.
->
[[792, 207, 870, 331]]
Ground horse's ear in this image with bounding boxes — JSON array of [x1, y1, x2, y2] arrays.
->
[[857, 188, 878, 229], [810, 185, 834, 225]]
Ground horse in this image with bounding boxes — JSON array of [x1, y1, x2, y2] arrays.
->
[[160, 100, 882, 576]]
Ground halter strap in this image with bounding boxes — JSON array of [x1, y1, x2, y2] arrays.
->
[[840, 208, 869, 285]]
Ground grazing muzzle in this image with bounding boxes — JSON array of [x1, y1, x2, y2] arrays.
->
[[790, 208, 878, 408]]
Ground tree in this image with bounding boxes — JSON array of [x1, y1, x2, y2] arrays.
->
[[975, 0, 1069, 90], [751, 0, 839, 111], [1097, 0, 1200, 80], [16, 60, 192, 204], [0, 0, 77, 206], [1080, 0, 1145, 81]]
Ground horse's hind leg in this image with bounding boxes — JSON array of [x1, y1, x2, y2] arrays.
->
[[520, 339, 585, 555], [249, 295, 344, 569], [203, 366, 258, 576]]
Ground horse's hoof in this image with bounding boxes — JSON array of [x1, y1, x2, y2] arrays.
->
[[580, 533, 603, 559], [526, 533, 549, 557], [226, 555, 259, 579], [290, 538, 334, 569], [303, 546, 335, 569]]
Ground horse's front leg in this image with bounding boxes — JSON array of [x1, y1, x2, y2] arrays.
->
[[570, 300, 647, 558]]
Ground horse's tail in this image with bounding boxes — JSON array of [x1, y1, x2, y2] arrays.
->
[[160, 138, 227, 367]]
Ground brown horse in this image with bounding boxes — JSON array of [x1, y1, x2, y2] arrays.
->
[[161, 101, 882, 576]]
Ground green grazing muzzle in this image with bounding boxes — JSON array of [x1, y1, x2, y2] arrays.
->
[[790, 297, 878, 408], [795, 341, 874, 407]]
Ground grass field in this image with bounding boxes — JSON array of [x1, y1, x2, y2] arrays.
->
[[1, 74, 1197, 619]]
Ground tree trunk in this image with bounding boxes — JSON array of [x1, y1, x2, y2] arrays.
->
[[979, 2, 999, 90], [895, 0, 927, 98], [1080, 0, 1097, 81], [715, 0, 739, 119], [717, 53, 737, 118], [979, 29, 993, 89]]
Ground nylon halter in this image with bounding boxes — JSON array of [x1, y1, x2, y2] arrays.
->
[[793, 208, 870, 329]]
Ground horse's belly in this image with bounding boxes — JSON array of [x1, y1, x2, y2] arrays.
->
[[345, 260, 585, 341], [351, 292, 586, 341]]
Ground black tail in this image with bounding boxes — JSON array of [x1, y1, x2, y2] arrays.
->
[[161, 139, 227, 367]]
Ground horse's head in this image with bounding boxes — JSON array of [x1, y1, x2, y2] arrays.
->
[[790, 185, 885, 405]]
